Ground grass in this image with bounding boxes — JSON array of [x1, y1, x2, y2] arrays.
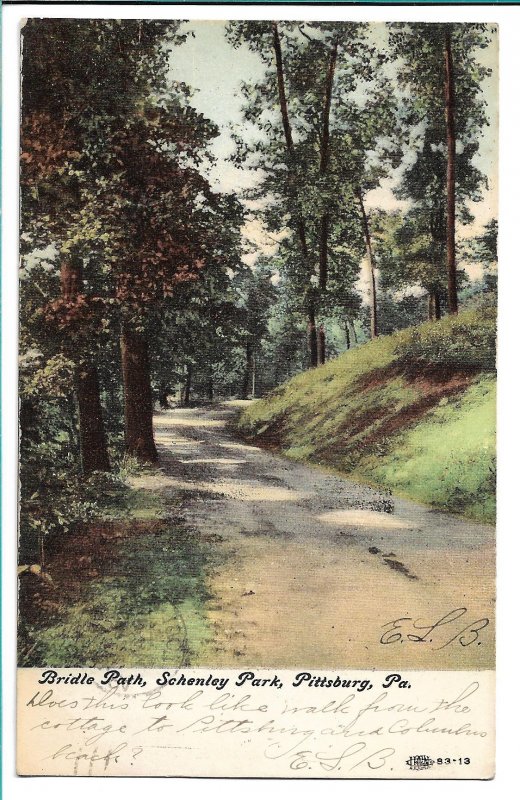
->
[[18, 477, 219, 667], [238, 307, 496, 523], [351, 374, 496, 521]]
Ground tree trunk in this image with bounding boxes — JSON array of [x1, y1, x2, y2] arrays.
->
[[158, 383, 170, 410], [251, 353, 256, 399], [345, 321, 351, 350], [307, 309, 318, 368], [356, 189, 378, 338], [272, 22, 295, 154], [183, 363, 192, 407], [241, 342, 253, 399], [120, 323, 158, 462], [318, 39, 338, 292], [75, 362, 111, 474], [60, 256, 110, 474], [444, 29, 458, 314], [207, 377, 214, 403], [318, 325, 326, 365], [319, 214, 329, 291], [273, 23, 316, 368], [428, 290, 442, 321], [60, 257, 82, 301]]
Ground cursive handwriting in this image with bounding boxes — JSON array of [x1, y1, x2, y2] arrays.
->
[[380, 608, 489, 650], [18, 670, 492, 777], [285, 744, 396, 773]]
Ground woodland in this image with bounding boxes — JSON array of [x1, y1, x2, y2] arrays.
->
[[20, 19, 497, 584]]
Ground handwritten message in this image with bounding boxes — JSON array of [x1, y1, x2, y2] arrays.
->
[[17, 668, 494, 778]]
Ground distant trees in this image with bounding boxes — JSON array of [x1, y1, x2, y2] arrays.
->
[[372, 209, 447, 321]]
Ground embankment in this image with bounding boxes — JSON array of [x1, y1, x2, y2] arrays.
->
[[237, 307, 496, 522]]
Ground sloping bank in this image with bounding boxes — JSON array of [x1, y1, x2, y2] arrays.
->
[[237, 307, 496, 523]]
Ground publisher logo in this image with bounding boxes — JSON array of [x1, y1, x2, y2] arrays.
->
[[406, 755, 434, 771]]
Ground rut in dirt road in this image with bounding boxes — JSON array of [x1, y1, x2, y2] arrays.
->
[[130, 403, 495, 670]]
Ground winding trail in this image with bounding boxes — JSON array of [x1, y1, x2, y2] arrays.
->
[[132, 402, 495, 670]]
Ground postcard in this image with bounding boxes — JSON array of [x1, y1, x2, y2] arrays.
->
[[11, 5, 498, 780]]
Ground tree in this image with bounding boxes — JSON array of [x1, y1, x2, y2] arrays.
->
[[21, 19, 244, 464], [228, 21, 400, 361], [466, 218, 498, 295], [235, 264, 278, 398], [388, 22, 495, 314], [373, 208, 447, 321], [148, 197, 245, 407], [21, 19, 187, 471]]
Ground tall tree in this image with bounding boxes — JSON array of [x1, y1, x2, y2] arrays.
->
[[270, 22, 317, 365], [22, 19, 242, 464], [388, 22, 495, 314], [228, 21, 400, 360], [21, 19, 186, 470]]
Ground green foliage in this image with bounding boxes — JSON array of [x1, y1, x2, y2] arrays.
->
[[19, 486, 217, 667], [18, 20, 498, 587], [227, 21, 400, 342], [19, 18, 247, 560], [373, 208, 446, 297], [394, 305, 496, 371]]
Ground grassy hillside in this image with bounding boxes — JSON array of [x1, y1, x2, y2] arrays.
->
[[237, 307, 496, 522]]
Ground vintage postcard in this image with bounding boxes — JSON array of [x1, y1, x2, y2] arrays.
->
[[12, 6, 498, 780]]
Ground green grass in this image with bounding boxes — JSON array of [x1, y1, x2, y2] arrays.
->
[[238, 308, 496, 523], [352, 375, 496, 521], [18, 481, 218, 667]]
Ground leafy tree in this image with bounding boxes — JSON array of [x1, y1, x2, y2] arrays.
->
[[388, 22, 495, 314], [234, 263, 278, 398], [21, 19, 244, 464], [227, 21, 399, 363], [372, 208, 448, 321], [21, 19, 187, 471], [148, 197, 246, 407]]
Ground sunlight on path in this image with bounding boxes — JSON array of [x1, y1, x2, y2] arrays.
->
[[318, 509, 415, 530], [148, 404, 495, 669]]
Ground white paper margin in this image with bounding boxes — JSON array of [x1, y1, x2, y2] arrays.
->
[[3, 3, 518, 799]]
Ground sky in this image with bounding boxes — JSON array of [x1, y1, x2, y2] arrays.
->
[[167, 20, 499, 287]]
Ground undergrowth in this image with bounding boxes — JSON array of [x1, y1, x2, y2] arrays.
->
[[18, 474, 218, 667]]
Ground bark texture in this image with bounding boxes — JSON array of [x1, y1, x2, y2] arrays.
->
[[60, 256, 110, 474], [120, 324, 158, 462], [444, 29, 458, 314], [318, 325, 326, 366], [357, 190, 378, 339]]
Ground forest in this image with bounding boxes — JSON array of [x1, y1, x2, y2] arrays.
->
[[18, 19, 497, 666]]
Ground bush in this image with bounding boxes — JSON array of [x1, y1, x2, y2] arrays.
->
[[394, 308, 496, 372]]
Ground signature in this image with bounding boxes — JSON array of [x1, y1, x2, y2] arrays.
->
[[380, 608, 489, 650], [285, 744, 395, 773]]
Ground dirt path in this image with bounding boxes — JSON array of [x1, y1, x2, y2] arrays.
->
[[131, 402, 495, 669]]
